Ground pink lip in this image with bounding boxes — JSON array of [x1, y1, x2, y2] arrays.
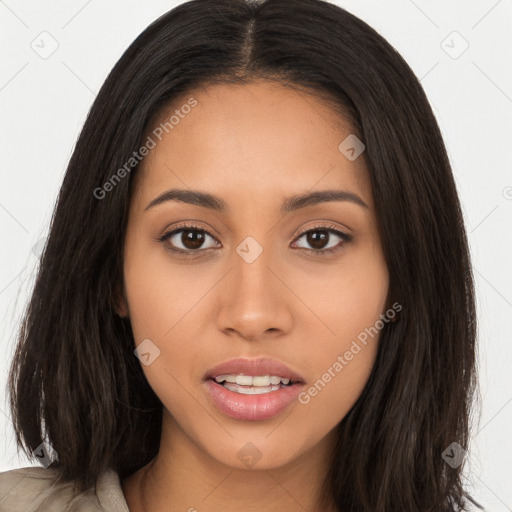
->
[[203, 357, 306, 421], [204, 380, 305, 421]]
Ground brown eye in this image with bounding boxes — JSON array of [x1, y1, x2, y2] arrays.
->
[[179, 229, 207, 250], [292, 226, 352, 255], [305, 230, 329, 250], [159, 225, 219, 254]]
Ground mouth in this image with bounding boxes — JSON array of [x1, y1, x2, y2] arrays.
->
[[204, 357, 305, 391], [203, 357, 306, 421]]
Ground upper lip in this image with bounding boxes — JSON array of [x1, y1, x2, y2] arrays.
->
[[204, 357, 306, 383]]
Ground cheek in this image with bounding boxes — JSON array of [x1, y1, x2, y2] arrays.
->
[[295, 304, 384, 429], [292, 247, 388, 348], [122, 252, 207, 422], [122, 240, 225, 394], [292, 248, 388, 420], [297, 350, 378, 432], [123, 238, 216, 341]]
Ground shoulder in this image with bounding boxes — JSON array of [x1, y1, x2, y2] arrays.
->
[[0, 466, 130, 512]]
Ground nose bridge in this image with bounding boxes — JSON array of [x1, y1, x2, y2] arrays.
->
[[232, 233, 276, 304], [216, 233, 292, 338]]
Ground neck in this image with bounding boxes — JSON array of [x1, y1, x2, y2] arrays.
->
[[122, 410, 337, 512]]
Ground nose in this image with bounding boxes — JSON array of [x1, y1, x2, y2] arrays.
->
[[216, 242, 294, 342]]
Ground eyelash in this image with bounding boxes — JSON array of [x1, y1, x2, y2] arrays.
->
[[157, 222, 353, 258]]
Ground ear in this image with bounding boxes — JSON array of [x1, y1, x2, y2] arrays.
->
[[113, 280, 129, 318]]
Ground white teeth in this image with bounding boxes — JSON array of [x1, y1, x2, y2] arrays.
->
[[235, 375, 253, 386], [252, 376, 270, 386], [213, 374, 293, 386]]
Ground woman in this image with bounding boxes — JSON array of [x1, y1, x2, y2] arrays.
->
[[0, 0, 482, 510]]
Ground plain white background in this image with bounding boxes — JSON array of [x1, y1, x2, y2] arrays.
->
[[1, 0, 511, 509]]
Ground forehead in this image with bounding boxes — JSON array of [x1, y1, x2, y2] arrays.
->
[[134, 80, 371, 210]]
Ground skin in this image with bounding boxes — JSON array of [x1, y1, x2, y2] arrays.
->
[[118, 79, 389, 512]]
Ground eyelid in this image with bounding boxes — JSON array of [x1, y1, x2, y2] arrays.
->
[[294, 222, 351, 239], [161, 220, 220, 239]]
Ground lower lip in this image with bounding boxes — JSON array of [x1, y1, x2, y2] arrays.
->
[[204, 379, 305, 421]]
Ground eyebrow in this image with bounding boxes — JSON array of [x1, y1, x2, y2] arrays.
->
[[144, 188, 369, 213]]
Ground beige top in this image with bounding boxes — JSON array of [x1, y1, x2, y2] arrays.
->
[[0, 466, 130, 512]]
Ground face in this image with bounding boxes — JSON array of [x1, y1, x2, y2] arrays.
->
[[120, 79, 389, 471]]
